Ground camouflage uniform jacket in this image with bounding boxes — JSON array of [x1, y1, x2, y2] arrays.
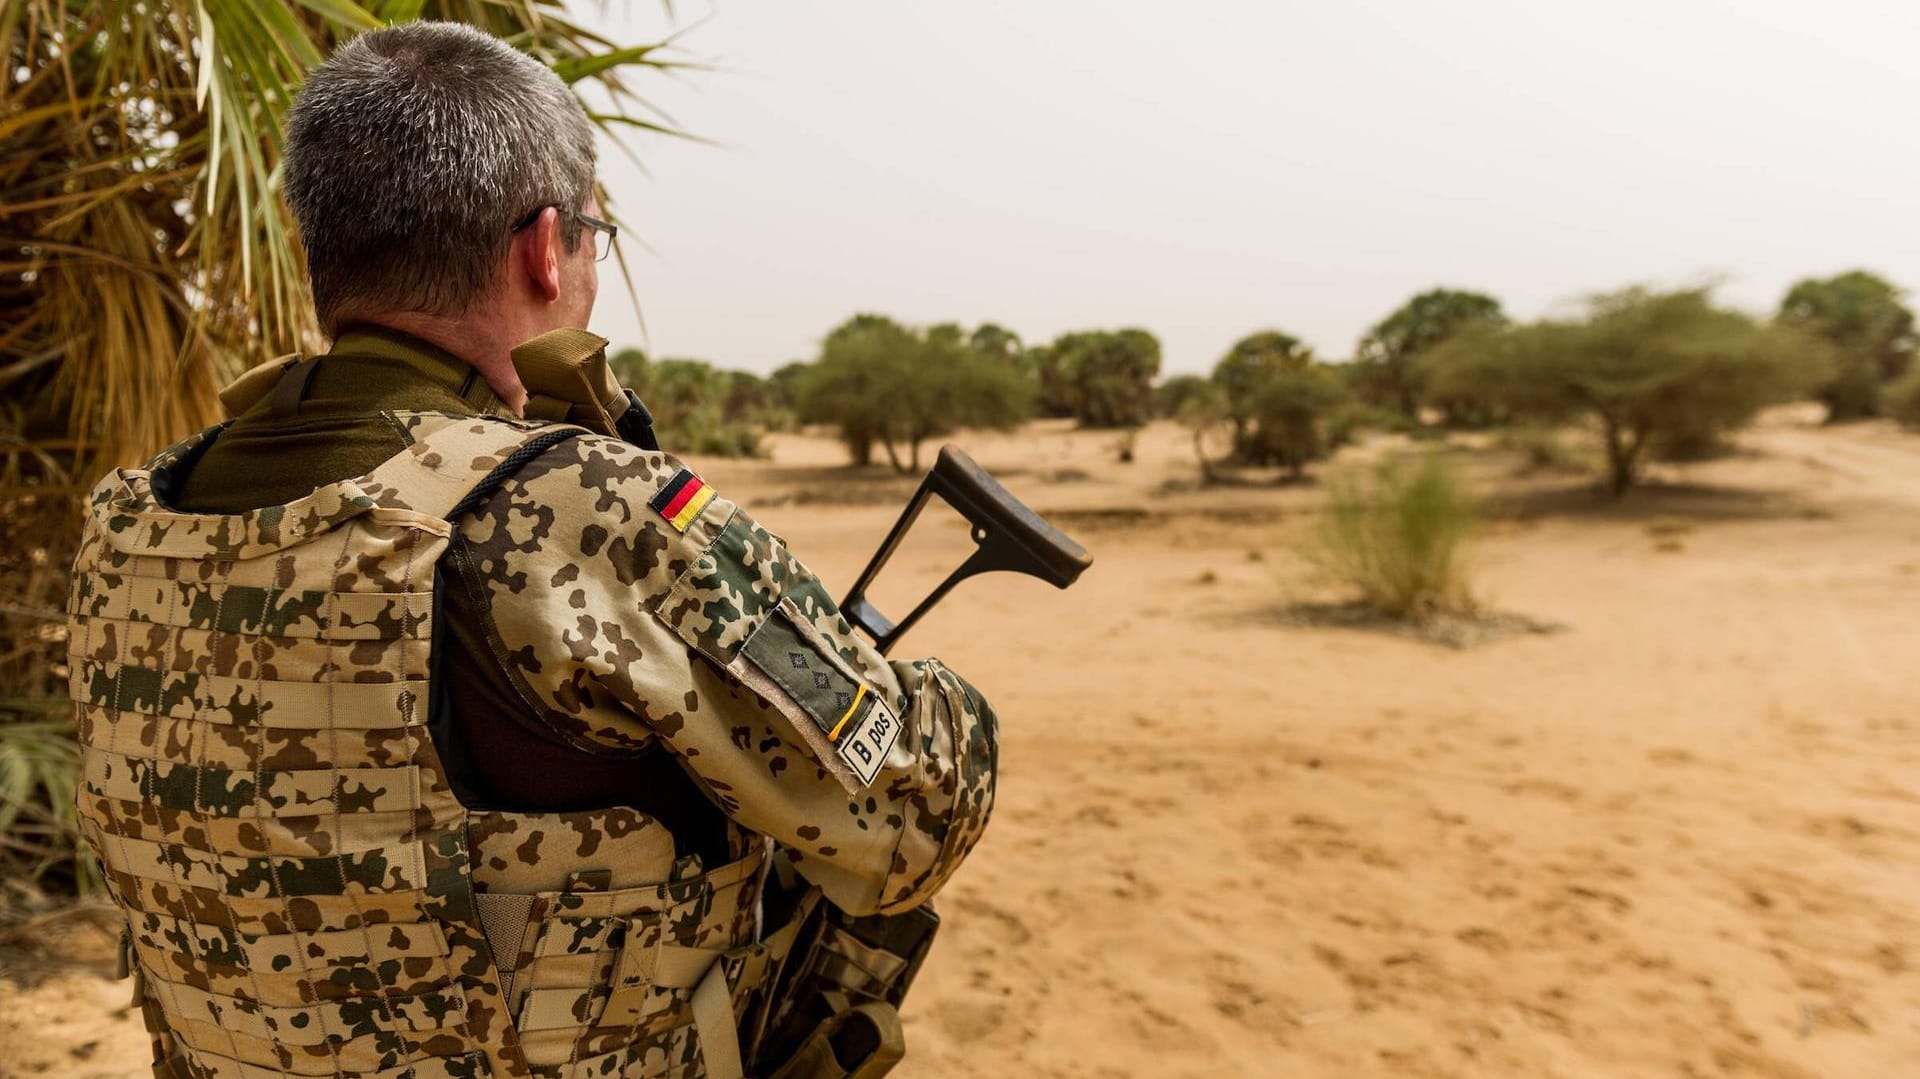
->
[[68, 404, 999, 1079]]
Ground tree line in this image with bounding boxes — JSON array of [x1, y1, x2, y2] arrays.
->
[[654, 270, 1911, 497], [1185, 270, 1915, 495], [619, 316, 1171, 473]]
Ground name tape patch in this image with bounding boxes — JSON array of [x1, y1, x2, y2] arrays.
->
[[648, 468, 717, 533], [833, 690, 901, 787]]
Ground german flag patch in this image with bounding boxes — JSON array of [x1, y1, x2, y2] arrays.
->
[[648, 468, 718, 532]]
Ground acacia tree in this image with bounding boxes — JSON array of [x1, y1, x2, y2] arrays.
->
[[892, 330, 1034, 471], [1212, 330, 1314, 456], [1359, 286, 1505, 420], [767, 360, 812, 414], [1353, 288, 1506, 420], [1427, 287, 1828, 495], [1210, 331, 1346, 481], [1171, 378, 1230, 483], [793, 315, 914, 466], [795, 316, 1032, 472], [968, 323, 1024, 366], [1027, 343, 1079, 418], [1080, 329, 1161, 428], [1776, 270, 1916, 421], [1030, 329, 1161, 428], [1246, 364, 1347, 481]]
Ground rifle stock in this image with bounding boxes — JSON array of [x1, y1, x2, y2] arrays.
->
[[842, 444, 1093, 655]]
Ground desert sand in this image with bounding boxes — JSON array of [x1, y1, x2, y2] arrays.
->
[[4, 410, 1918, 1078]]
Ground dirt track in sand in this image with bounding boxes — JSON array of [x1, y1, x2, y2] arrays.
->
[[4, 411, 1918, 1078]]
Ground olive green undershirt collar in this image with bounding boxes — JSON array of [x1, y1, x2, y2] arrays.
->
[[320, 323, 508, 416]]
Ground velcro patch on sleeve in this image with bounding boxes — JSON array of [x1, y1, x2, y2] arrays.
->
[[742, 608, 901, 789], [648, 468, 718, 533], [834, 690, 900, 788]]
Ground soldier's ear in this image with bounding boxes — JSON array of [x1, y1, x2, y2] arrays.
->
[[515, 206, 563, 303]]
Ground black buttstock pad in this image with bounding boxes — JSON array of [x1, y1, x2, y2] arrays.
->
[[930, 445, 1092, 589]]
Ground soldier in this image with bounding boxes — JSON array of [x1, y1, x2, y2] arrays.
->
[[67, 22, 997, 1079]]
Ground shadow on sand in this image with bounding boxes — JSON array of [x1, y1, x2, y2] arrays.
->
[[1486, 480, 1829, 525], [1236, 600, 1564, 650]]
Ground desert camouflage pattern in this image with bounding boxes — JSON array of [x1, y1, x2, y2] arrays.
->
[[70, 412, 998, 1079], [70, 416, 544, 1079], [455, 433, 998, 916]]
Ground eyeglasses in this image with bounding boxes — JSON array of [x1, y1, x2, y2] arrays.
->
[[513, 204, 618, 262]]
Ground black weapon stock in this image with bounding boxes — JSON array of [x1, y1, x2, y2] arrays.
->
[[842, 444, 1093, 655]]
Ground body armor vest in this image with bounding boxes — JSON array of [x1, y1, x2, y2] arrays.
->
[[69, 415, 786, 1079]]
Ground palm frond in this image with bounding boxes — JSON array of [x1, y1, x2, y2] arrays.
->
[[4, 0, 684, 479], [0, 0, 690, 893]]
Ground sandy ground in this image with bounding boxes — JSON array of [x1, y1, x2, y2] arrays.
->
[[4, 411, 1918, 1078]]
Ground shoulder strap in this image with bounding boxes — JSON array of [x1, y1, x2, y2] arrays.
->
[[357, 415, 585, 523], [267, 356, 323, 419]]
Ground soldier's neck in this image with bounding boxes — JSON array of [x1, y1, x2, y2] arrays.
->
[[351, 310, 531, 417]]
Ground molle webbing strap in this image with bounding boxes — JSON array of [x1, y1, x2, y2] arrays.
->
[[591, 886, 816, 1079], [693, 966, 746, 1079]]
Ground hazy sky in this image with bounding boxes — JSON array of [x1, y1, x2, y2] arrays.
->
[[585, 1, 1920, 375]]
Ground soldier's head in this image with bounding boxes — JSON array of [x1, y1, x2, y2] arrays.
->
[[284, 23, 603, 348]]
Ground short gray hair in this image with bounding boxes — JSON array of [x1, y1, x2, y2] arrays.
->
[[283, 22, 596, 334]]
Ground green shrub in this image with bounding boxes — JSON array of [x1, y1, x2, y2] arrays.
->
[[1325, 401, 1417, 448], [1886, 366, 1920, 428], [0, 715, 95, 894], [0, 485, 90, 895], [1213, 331, 1313, 458], [1776, 270, 1916, 422], [1243, 363, 1346, 479], [1649, 425, 1735, 462], [1306, 453, 1477, 620], [609, 349, 772, 457], [1154, 374, 1215, 419], [1495, 425, 1590, 474], [1211, 332, 1350, 478]]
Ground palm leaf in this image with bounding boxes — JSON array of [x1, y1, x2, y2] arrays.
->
[[0, 0, 689, 893]]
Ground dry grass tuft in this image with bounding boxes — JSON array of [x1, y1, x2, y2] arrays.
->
[[1304, 453, 1479, 621]]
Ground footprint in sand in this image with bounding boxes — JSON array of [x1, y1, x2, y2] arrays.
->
[[1454, 926, 1511, 952]]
